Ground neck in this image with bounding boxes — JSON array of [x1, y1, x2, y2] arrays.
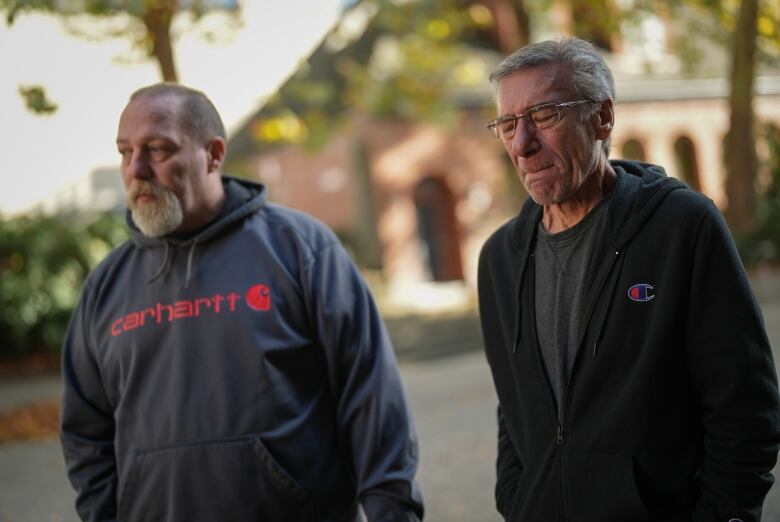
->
[[541, 161, 616, 234], [177, 178, 226, 234]]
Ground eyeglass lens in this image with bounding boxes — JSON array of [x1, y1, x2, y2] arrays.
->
[[496, 105, 560, 139]]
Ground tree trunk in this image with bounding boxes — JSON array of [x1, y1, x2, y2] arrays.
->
[[143, 2, 178, 83], [351, 137, 383, 270], [514, 1, 530, 48], [724, 0, 758, 235], [482, 0, 529, 53]]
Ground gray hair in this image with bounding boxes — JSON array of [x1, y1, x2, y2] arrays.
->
[[129, 83, 226, 145], [489, 37, 615, 156]]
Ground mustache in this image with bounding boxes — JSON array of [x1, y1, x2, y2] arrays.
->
[[128, 180, 166, 200]]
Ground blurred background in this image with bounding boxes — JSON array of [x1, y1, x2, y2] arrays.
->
[[1, 0, 780, 520]]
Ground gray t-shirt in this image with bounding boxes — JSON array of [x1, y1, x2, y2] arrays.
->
[[534, 194, 612, 423]]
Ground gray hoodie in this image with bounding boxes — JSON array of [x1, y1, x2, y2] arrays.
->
[[60, 176, 423, 522]]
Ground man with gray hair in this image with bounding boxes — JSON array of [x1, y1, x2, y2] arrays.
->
[[60, 83, 424, 522], [478, 37, 780, 521]]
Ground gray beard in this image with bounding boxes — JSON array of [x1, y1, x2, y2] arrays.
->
[[127, 181, 183, 237]]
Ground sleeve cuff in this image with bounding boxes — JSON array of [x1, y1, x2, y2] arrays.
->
[[362, 491, 422, 522]]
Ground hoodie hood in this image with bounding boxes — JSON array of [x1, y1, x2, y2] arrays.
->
[[606, 160, 686, 249], [126, 176, 267, 286], [510, 160, 687, 255]]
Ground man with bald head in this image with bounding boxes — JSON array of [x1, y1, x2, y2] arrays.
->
[[60, 83, 424, 522], [478, 38, 780, 521]]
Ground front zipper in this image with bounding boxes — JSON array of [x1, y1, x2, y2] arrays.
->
[[557, 248, 622, 440], [524, 253, 561, 444], [527, 253, 570, 521], [525, 245, 623, 521], [557, 247, 622, 522]]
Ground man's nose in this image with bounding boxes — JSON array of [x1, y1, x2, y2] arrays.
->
[[509, 118, 540, 158], [126, 151, 152, 180]]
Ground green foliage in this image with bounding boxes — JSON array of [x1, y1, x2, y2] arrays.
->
[[736, 124, 780, 267], [0, 212, 127, 359], [248, 0, 637, 151], [18, 85, 58, 115], [2, 0, 51, 24], [2, 0, 240, 88], [637, 0, 780, 72], [4, 0, 151, 43], [253, 0, 506, 151], [2, 0, 210, 26]]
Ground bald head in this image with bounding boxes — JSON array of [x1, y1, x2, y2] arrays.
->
[[129, 83, 226, 146]]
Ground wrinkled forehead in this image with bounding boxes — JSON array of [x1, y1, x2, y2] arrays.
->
[[496, 63, 573, 114]]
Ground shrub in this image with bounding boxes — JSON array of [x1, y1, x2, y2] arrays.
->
[[736, 124, 780, 269], [0, 212, 127, 359]]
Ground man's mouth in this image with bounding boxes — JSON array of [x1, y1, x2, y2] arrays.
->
[[134, 192, 157, 203], [129, 179, 161, 204], [524, 165, 553, 175]]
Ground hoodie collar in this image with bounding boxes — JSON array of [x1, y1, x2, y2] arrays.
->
[[509, 160, 686, 256], [127, 176, 267, 286]]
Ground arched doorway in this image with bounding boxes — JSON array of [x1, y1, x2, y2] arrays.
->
[[674, 136, 701, 191], [621, 138, 646, 162], [413, 176, 464, 282]]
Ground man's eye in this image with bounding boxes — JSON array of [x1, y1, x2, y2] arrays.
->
[[118, 149, 131, 162], [499, 119, 516, 135], [148, 146, 170, 161], [531, 107, 557, 125]]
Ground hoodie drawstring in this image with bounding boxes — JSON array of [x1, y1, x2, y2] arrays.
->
[[513, 251, 534, 354], [145, 239, 200, 287], [184, 238, 199, 288], [591, 249, 623, 356], [147, 241, 173, 285]]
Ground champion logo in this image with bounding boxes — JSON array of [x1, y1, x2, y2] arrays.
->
[[110, 283, 272, 337], [627, 283, 655, 302]]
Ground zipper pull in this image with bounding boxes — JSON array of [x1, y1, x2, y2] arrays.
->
[[556, 425, 565, 445], [513, 339, 518, 354], [593, 341, 598, 355]]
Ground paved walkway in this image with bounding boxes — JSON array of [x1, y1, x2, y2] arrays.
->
[[2, 272, 780, 521]]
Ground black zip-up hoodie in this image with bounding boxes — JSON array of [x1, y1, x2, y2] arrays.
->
[[61, 177, 423, 522], [478, 161, 780, 522]]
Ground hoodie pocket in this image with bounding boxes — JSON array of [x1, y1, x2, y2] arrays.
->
[[118, 434, 311, 522], [563, 453, 651, 522]]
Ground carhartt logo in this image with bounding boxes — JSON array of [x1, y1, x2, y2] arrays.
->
[[628, 283, 655, 302], [110, 283, 271, 337], [246, 284, 271, 311]]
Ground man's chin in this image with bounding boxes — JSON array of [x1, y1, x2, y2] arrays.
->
[[130, 209, 182, 238], [524, 179, 557, 206], [127, 188, 183, 237]]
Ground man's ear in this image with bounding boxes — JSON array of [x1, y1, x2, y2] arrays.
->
[[593, 99, 614, 141], [206, 137, 227, 174]]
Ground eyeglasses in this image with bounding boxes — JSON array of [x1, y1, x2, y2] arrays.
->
[[486, 100, 595, 140]]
